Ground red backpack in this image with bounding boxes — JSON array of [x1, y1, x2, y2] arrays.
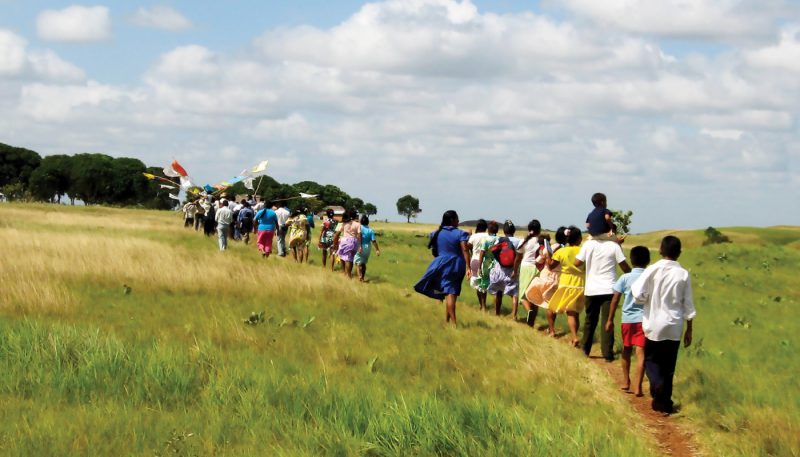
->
[[491, 237, 516, 268]]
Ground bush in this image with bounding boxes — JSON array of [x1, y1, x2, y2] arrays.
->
[[703, 226, 731, 245]]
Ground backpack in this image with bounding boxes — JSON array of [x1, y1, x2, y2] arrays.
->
[[491, 237, 516, 268]]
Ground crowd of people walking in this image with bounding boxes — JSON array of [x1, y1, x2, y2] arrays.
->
[[413, 193, 697, 415], [181, 194, 381, 281]]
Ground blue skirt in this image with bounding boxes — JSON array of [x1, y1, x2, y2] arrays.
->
[[414, 255, 466, 300]]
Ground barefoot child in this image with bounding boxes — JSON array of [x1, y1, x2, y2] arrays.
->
[[632, 236, 697, 414], [547, 226, 585, 347], [467, 219, 490, 311], [605, 245, 650, 396]]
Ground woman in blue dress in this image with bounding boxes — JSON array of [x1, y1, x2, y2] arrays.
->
[[414, 210, 471, 326]]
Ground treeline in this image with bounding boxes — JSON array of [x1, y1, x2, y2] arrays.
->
[[0, 142, 376, 214]]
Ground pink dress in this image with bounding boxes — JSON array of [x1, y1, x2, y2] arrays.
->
[[525, 245, 562, 309]]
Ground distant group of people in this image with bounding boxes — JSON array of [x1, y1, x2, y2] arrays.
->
[[413, 193, 696, 415], [181, 195, 381, 281]]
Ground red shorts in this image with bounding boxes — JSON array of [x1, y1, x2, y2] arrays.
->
[[621, 323, 645, 348]]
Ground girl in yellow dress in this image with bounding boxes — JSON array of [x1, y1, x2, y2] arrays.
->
[[547, 226, 585, 347]]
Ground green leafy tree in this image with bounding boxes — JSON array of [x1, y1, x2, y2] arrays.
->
[[0, 182, 28, 201], [345, 197, 365, 213], [109, 157, 149, 205], [29, 154, 72, 203], [67, 153, 114, 204], [610, 209, 633, 235], [396, 194, 421, 223], [363, 203, 377, 216], [0, 142, 41, 190]]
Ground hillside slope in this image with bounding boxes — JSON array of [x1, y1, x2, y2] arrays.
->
[[0, 204, 657, 456]]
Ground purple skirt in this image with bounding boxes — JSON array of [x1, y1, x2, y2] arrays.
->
[[337, 236, 359, 262]]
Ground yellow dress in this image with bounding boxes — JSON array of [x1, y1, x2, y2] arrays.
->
[[548, 245, 585, 314]]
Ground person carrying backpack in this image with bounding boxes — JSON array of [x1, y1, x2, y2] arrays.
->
[[479, 220, 519, 316]]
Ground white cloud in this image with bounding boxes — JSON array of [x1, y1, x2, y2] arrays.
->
[[131, 6, 192, 31], [701, 128, 744, 140], [27, 50, 85, 81], [37, 6, 112, 42], [556, 0, 788, 39], [745, 28, 800, 73], [0, 29, 27, 75], [19, 81, 125, 120], [249, 114, 311, 140]]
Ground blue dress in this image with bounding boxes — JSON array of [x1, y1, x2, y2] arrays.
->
[[414, 226, 469, 300]]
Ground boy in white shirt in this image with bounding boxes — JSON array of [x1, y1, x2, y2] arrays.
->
[[631, 236, 696, 415]]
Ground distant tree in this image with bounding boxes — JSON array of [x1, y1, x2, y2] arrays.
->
[[319, 184, 350, 207], [363, 203, 377, 216], [396, 194, 421, 223], [109, 157, 149, 205], [703, 226, 731, 246], [610, 209, 633, 235], [29, 154, 72, 203], [0, 142, 41, 190], [346, 197, 365, 213], [0, 182, 28, 201], [67, 153, 114, 204]]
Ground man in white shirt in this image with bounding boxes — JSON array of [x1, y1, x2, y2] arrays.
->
[[274, 202, 291, 257], [631, 235, 696, 414], [215, 199, 234, 251], [575, 238, 631, 361]]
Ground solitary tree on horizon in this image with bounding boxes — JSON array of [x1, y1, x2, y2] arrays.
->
[[396, 194, 421, 223]]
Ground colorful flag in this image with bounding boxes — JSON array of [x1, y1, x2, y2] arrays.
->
[[143, 172, 157, 180], [171, 160, 189, 177], [203, 184, 215, 193]]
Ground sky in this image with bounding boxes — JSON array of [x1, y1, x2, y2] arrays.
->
[[1, 0, 798, 231]]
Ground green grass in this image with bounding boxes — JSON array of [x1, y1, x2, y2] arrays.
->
[[0, 204, 657, 456]]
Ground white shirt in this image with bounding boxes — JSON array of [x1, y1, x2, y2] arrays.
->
[[631, 259, 697, 342], [215, 206, 233, 225], [576, 239, 626, 296], [467, 232, 490, 261], [516, 237, 540, 266], [275, 207, 290, 226]]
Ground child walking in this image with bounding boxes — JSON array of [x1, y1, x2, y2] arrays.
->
[[546, 226, 585, 347], [525, 227, 567, 335], [631, 236, 697, 414], [605, 245, 650, 396], [513, 219, 541, 326], [476, 221, 500, 312], [486, 220, 520, 317], [354, 215, 381, 282], [467, 219, 490, 311]]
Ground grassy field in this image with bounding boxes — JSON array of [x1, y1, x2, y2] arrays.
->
[[0, 204, 656, 456], [0, 204, 797, 456]]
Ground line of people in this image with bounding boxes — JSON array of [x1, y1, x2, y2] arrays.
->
[[182, 196, 381, 281], [413, 193, 696, 415]]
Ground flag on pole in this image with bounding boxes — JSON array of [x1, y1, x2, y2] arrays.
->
[[171, 160, 189, 177], [299, 193, 319, 199], [160, 184, 177, 189], [203, 184, 215, 193], [168, 193, 181, 201], [143, 172, 157, 180], [179, 176, 194, 190], [243, 177, 255, 190], [250, 160, 268, 175]]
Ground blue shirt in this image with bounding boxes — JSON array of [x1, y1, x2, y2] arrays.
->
[[613, 268, 645, 324], [254, 208, 278, 231], [586, 207, 612, 235], [430, 226, 469, 258], [361, 226, 375, 248]]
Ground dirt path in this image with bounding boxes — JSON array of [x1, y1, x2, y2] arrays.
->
[[588, 354, 698, 457], [536, 324, 698, 457]]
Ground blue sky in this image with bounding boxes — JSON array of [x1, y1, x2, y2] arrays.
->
[[0, 0, 798, 231]]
